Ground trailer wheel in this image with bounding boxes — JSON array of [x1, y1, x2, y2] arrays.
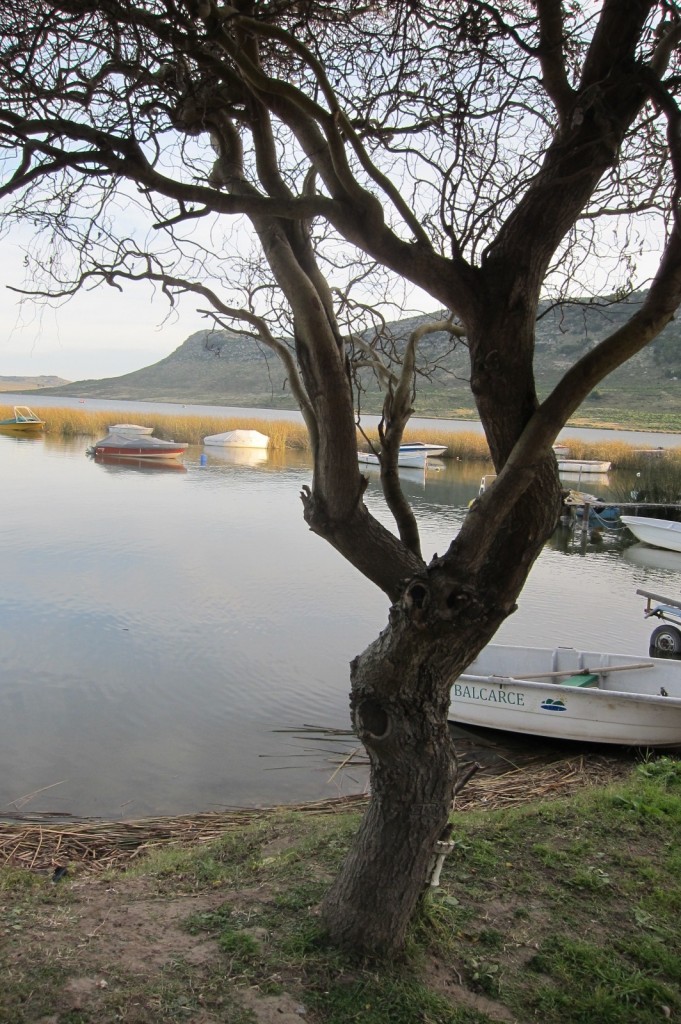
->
[[649, 624, 681, 658]]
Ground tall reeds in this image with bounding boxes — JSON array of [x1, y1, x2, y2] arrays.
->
[[3, 403, 680, 463]]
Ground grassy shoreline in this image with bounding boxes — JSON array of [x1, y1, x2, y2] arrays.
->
[[4, 403, 681, 466], [1, 756, 680, 1024]]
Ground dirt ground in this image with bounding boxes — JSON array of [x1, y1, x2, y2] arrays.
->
[[3, 867, 523, 1024]]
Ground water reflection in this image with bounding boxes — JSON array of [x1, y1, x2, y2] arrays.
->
[[202, 446, 270, 468], [621, 543, 681, 573], [1, 436, 680, 820]]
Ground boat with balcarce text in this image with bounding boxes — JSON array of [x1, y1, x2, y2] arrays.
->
[[87, 426, 188, 461], [448, 641, 681, 747], [0, 406, 45, 433]]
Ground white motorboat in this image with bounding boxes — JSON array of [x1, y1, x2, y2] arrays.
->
[[399, 441, 448, 457], [448, 642, 681, 747], [621, 515, 681, 553], [88, 428, 188, 460], [358, 449, 427, 469]]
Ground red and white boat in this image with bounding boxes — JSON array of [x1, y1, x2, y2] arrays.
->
[[88, 424, 188, 461]]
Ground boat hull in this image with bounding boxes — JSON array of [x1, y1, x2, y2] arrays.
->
[[0, 420, 45, 433], [358, 450, 427, 469], [92, 443, 187, 459], [557, 459, 611, 473], [0, 406, 45, 432], [620, 515, 681, 553], [448, 644, 681, 747]]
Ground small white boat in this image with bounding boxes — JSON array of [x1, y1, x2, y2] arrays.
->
[[557, 458, 612, 473], [621, 515, 681, 553], [358, 449, 427, 469], [399, 441, 448, 458], [449, 643, 681, 747], [552, 444, 570, 458], [88, 428, 188, 460], [203, 429, 269, 448]]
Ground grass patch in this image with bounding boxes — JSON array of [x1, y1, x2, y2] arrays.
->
[[1, 758, 681, 1022]]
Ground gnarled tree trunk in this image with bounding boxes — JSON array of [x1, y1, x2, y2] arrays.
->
[[321, 458, 562, 954]]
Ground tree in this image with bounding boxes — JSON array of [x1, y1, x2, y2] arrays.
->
[[2, 0, 681, 955]]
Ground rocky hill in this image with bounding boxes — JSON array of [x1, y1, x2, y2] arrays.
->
[[30, 293, 681, 428], [0, 374, 70, 392]]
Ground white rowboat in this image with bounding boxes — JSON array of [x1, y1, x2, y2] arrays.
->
[[448, 643, 681, 747], [621, 515, 681, 553]]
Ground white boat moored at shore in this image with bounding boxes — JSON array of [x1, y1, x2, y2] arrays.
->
[[448, 642, 681, 747]]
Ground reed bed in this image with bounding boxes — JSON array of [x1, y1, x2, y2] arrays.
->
[[0, 405, 309, 450], [3, 403, 680, 464], [559, 436, 681, 469], [0, 754, 628, 876]]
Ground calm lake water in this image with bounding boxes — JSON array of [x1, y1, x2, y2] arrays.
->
[[2, 399, 681, 820]]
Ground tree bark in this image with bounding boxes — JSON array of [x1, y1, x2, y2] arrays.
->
[[321, 457, 561, 954]]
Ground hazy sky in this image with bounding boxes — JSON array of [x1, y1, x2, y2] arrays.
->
[[0, 214, 669, 383], [0, 231, 207, 381]]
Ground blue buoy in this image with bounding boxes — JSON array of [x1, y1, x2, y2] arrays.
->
[[200, 453, 207, 466]]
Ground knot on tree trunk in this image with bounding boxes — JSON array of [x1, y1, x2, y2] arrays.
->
[[400, 571, 497, 630], [354, 698, 391, 742], [400, 577, 430, 627]]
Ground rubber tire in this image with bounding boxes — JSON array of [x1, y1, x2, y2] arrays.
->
[[649, 624, 681, 657]]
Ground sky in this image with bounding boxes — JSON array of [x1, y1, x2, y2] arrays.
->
[[0, 232, 207, 382], [0, 215, 669, 384]]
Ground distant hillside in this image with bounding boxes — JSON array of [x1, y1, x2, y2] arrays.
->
[[32, 294, 681, 429], [0, 374, 70, 392]]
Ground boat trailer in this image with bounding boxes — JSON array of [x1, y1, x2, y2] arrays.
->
[[637, 588, 681, 658]]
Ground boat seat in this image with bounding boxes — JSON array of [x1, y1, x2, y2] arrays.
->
[[561, 673, 599, 687]]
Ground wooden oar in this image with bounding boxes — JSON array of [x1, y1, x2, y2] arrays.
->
[[514, 662, 654, 681], [459, 662, 654, 684]]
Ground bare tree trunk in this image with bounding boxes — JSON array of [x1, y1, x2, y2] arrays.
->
[[320, 460, 562, 955], [320, 674, 456, 954]]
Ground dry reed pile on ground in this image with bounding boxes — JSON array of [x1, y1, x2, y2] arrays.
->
[[0, 754, 629, 876]]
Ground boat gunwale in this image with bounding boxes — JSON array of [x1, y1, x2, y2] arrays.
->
[[457, 671, 681, 706]]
